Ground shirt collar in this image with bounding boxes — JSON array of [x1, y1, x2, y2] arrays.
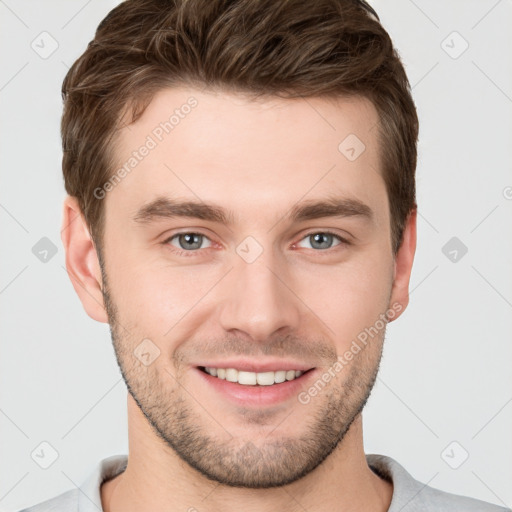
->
[[78, 454, 128, 511]]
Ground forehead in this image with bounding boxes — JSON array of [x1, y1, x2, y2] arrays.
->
[[106, 87, 387, 228]]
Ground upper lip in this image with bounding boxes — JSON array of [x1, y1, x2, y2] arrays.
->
[[195, 359, 316, 373]]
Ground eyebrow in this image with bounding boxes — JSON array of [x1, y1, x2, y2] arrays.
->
[[132, 195, 374, 226]]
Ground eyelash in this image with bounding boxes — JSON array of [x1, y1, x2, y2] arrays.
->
[[161, 230, 351, 257]]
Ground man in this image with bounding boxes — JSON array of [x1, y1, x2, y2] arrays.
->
[[19, 0, 510, 511]]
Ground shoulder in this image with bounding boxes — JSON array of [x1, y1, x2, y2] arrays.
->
[[414, 483, 510, 511], [16, 489, 79, 512], [366, 454, 510, 512], [416, 486, 510, 512], [15, 454, 128, 512]]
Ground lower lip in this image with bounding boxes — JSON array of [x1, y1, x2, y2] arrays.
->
[[194, 367, 317, 407]]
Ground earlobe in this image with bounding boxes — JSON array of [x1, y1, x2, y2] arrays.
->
[[60, 196, 108, 323], [388, 208, 417, 322]]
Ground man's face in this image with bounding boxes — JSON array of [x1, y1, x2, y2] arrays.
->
[[98, 87, 403, 487]]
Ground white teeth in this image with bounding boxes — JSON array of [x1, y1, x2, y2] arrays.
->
[[274, 370, 286, 383], [203, 367, 309, 385], [285, 370, 296, 381], [225, 368, 238, 383], [238, 370, 257, 385], [256, 371, 275, 386]]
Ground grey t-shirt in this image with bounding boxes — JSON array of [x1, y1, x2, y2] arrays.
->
[[17, 453, 510, 511]]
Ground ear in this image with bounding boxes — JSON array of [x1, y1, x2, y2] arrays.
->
[[60, 196, 108, 323], [388, 208, 417, 322]]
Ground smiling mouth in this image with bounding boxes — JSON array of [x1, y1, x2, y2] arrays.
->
[[198, 366, 315, 386]]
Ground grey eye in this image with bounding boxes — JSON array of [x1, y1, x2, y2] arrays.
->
[[169, 233, 211, 251], [297, 232, 342, 250]]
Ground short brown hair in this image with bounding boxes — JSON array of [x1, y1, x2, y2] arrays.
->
[[61, 0, 418, 255]]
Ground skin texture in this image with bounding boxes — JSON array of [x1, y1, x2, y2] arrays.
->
[[61, 87, 416, 512]]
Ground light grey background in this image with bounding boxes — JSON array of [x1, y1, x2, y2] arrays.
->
[[1, 0, 511, 510]]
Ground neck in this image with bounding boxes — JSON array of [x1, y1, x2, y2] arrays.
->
[[101, 395, 392, 512]]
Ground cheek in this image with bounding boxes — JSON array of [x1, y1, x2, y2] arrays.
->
[[107, 258, 221, 332], [307, 253, 392, 346]]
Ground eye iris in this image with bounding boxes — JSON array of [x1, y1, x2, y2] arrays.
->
[[311, 233, 333, 250], [179, 233, 202, 250]]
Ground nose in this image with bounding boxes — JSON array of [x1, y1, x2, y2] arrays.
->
[[218, 246, 302, 343]]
